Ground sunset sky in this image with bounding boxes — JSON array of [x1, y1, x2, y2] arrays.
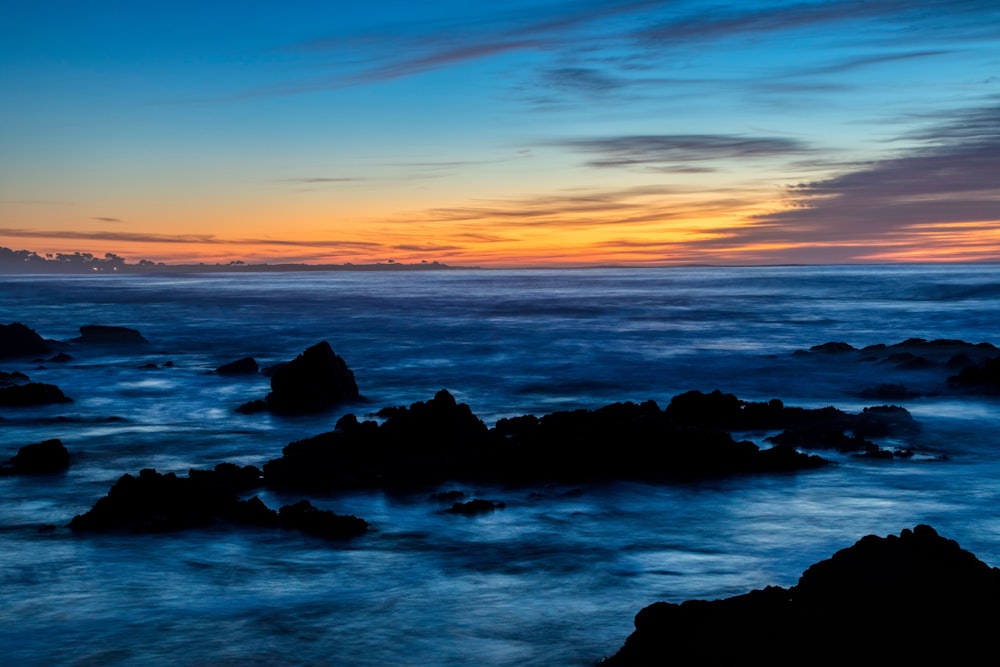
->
[[2, 0, 999, 266]]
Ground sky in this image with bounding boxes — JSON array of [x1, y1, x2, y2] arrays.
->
[[1, 0, 999, 267]]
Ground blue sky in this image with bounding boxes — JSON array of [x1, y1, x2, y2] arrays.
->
[[2, 0, 998, 265]]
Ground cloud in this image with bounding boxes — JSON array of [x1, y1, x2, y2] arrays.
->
[[0, 228, 383, 250], [90, 217, 123, 223], [554, 134, 813, 169], [708, 102, 1000, 260], [281, 177, 363, 184]]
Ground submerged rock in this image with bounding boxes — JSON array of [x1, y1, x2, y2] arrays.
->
[[602, 525, 1000, 665], [216, 357, 259, 376], [0, 382, 72, 406], [238, 341, 361, 414], [0, 438, 70, 475], [71, 325, 148, 346], [0, 322, 52, 359]]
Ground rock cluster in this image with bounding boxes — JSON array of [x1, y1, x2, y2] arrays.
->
[[263, 389, 830, 491]]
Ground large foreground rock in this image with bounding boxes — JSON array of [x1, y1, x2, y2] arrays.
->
[[602, 525, 1000, 664]]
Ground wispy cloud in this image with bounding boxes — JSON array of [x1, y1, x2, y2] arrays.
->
[[90, 216, 123, 223], [0, 228, 383, 250], [555, 134, 813, 169]]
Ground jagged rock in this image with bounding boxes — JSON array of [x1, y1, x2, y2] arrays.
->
[[71, 325, 148, 345], [263, 390, 827, 492], [0, 382, 72, 406], [0, 322, 52, 359], [663, 389, 919, 441], [602, 525, 1000, 665], [239, 342, 360, 414], [216, 357, 259, 376], [68, 465, 367, 539], [0, 438, 70, 475]]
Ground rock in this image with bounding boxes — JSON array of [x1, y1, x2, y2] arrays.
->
[[216, 357, 259, 376], [71, 325, 148, 345], [446, 498, 505, 515], [277, 500, 369, 539], [243, 342, 360, 414], [68, 464, 368, 539], [809, 341, 856, 354], [949, 355, 1000, 393], [857, 382, 920, 399], [264, 390, 827, 492], [602, 525, 1000, 664], [0, 382, 72, 406], [0, 370, 30, 387], [0, 322, 52, 359], [0, 438, 70, 475]]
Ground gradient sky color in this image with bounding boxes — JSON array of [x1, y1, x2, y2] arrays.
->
[[2, 0, 999, 266]]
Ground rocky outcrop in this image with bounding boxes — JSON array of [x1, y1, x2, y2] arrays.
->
[[0, 322, 52, 359], [0, 438, 70, 475], [237, 341, 361, 414], [68, 465, 368, 539], [0, 382, 72, 406], [602, 525, 1000, 665], [663, 390, 919, 457], [71, 325, 149, 346], [216, 357, 259, 376], [263, 389, 828, 492]]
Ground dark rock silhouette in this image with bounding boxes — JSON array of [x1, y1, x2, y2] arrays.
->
[[0, 370, 30, 386], [0, 322, 52, 359], [663, 389, 919, 448], [949, 354, 1000, 393], [69, 465, 368, 539], [237, 341, 361, 414], [446, 498, 505, 515], [71, 325, 149, 346], [216, 357, 259, 376], [0, 382, 72, 406], [263, 389, 827, 492], [1, 438, 70, 475], [602, 525, 1000, 665]]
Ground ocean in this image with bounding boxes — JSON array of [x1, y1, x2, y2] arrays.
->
[[2, 264, 999, 665]]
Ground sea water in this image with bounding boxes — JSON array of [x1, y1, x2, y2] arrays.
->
[[2, 265, 1000, 665]]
